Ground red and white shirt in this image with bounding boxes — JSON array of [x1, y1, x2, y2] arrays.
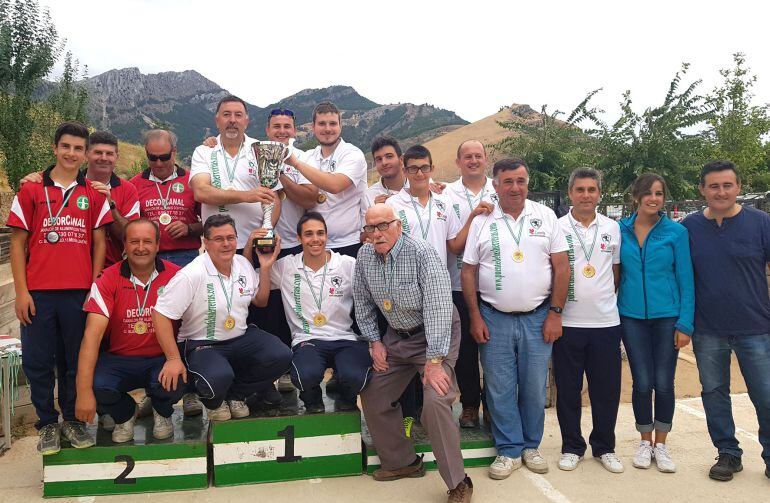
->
[[104, 173, 140, 267], [85, 258, 181, 357], [130, 166, 200, 252], [7, 166, 113, 290]]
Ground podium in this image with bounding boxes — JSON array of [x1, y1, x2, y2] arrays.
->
[[211, 389, 363, 486], [363, 404, 496, 473], [42, 408, 208, 498]]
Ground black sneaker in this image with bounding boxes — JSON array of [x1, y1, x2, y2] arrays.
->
[[765, 465, 769, 479], [37, 423, 61, 456], [60, 421, 95, 449], [709, 453, 743, 481], [304, 401, 325, 414], [259, 385, 283, 406], [326, 371, 340, 393]]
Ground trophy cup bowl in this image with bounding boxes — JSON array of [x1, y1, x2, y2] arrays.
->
[[252, 140, 290, 253]]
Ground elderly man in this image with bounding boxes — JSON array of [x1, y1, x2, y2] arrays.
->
[[354, 203, 472, 503], [462, 158, 570, 479]]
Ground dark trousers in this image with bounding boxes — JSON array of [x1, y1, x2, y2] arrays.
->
[[553, 325, 622, 457], [21, 290, 88, 429], [453, 291, 482, 409], [93, 353, 185, 423], [183, 325, 292, 409], [331, 242, 363, 259], [290, 339, 372, 404]]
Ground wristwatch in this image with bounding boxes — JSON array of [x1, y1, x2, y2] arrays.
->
[[108, 200, 117, 210], [549, 306, 563, 314], [429, 357, 444, 365]]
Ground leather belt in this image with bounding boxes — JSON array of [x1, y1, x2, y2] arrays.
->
[[480, 299, 547, 316], [393, 324, 425, 339]]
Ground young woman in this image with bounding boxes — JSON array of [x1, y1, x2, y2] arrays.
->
[[617, 173, 694, 473]]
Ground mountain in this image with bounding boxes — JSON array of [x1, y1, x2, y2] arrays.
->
[[73, 68, 468, 159]]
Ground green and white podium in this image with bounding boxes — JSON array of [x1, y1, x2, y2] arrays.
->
[[42, 407, 208, 498], [211, 390, 363, 486]]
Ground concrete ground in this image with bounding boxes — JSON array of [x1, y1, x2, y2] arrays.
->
[[0, 393, 766, 503]]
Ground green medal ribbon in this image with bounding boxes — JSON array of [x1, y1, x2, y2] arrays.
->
[[500, 205, 526, 250], [569, 214, 599, 264], [216, 273, 235, 318], [301, 254, 328, 316], [409, 193, 433, 240]]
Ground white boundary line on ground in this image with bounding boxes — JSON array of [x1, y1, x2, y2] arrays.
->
[[522, 471, 573, 503], [675, 396, 761, 446]]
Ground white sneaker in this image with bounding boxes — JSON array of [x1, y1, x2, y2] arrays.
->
[[183, 393, 203, 417], [522, 448, 549, 474], [111, 415, 136, 443], [633, 440, 653, 469], [206, 402, 231, 422], [152, 409, 174, 439], [489, 455, 521, 479], [558, 453, 583, 471], [227, 400, 250, 419], [599, 452, 625, 473], [276, 373, 295, 392], [99, 414, 115, 432], [654, 443, 676, 473], [136, 395, 153, 418]]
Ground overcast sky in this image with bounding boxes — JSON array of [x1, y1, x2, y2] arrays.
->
[[44, 0, 770, 123]]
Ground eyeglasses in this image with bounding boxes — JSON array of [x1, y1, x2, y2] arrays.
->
[[404, 164, 432, 174], [146, 151, 173, 162], [362, 219, 399, 233], [206, 235, 237, 244], [269, 108, 295, 118]]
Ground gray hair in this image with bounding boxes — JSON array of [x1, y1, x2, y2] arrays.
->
[[568, 167, 602, 191], [143, 129, 178, 149]]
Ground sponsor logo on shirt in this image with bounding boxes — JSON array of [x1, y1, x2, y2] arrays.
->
[[529, 218, 546, 237], [76, 195, 90, 210], [171, 182, 185, 193], [43, 215, 86, 227], [329, 276, 344, 297], [601, 233, 612, 252]]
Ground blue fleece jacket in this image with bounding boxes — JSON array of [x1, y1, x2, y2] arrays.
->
[[617, 212, 695, 335]]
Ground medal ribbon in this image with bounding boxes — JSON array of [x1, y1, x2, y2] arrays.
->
[[44, 185, 76, 229], [569, 214, 599, 264], [380, 253, 397, 300], [301, 254, 328, 316], [463, 184, 487, 213], [154, 181, 174, 211], [409, 193, 433, 240], [221, 141, 244, 186], [131, 273, 155, 316], [216, 273, 235, 317], [500, 206, 525, 250]]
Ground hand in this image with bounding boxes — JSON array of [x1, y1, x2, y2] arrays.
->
[[471, 201, 495, 218], [20, 171, 43, 185], [202, 136, 218, 148], [165, 220, 190, 239], [543, 311, 563, 343], [242, 187, 278, 205], [370, 340, 389, 372], [429, 181, 446, 194], [75, 389, 97, 423], [373, 194, 392, 204], [15, 290, 36, 325], [469, 315, 490, 344], [90, 181, 113, 204], [674, 330, 691, 349], [423, 360, 451, 396], [285, 153, 298, 168], [158, 358, 187, 392], [256, 234, 282, 268]]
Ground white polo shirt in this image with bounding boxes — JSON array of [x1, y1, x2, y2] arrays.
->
[[386, 189, 461, 265], [559, 210, 621, 328], [304, 138, 367, 249], [275, 145, 310, 250], [444, 177, 497, 291], [463, 199, 568, 312], [154, 253, 259, 342], [268, 251, 358, 346], [190, 134, 282, 249], [362, 178, 408, 211]]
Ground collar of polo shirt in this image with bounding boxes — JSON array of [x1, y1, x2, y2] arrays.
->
[[495, 198, 533, 221]]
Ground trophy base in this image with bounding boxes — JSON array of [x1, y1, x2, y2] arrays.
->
[[254, 236, 276, 254]]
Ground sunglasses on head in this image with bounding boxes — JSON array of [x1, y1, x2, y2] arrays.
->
[[269, 108, 295, 118], [146, 151, 173, 162]]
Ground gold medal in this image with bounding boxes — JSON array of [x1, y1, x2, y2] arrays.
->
[[224, 315, 236, 330], [582, 264, 596, 278], [313, 312, 328, 327], [512, 250, 525, 263], [134, 320, 148, 335], [280, 191, 287, 200], [317, 193, 328, 204], [159, 213, 172, 225], [383, 299, 393, 312]]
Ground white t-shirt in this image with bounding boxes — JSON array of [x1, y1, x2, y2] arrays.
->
[[268, 251, 358, 346], [154, 253, 259, 342], [386, 189, 461, 265], [190, 134, 283, 249], [463, 199, 568, 312], [275, 145, 310, 250], [444, 177, 497, 291], [559, 210, 621, 328], [304, 139, 367, 248]]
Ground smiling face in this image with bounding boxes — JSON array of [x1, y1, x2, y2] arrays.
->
[[456, 140, 487, 179], [403, 156, 433, 190], [299, 218, 328, 259], [215, 101, 249, 141], [124, 220, 159, 271], [568, 176, 601, 214], [87, 143, 118, 180], [312, 112, 341, 147], [266, 114, 296, 144], [636, 180, 665, 217], [493, 166, 529, 212], [373, 145, 403, 180], [53, 134, 88, 172], [204, 224, 238, 266], [700, 169, 741, 213]]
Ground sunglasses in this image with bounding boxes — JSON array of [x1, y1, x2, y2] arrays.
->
[[146, 151, 173, 162], [269, 108, 295, 118]]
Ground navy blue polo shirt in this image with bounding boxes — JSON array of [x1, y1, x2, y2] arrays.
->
[[682, 206, 770, 336]]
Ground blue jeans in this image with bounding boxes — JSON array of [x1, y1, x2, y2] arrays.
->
[[692, 332, 770, 465], [620, 316, 678, 433], [478, 303, 551, 458], [158, 249, 199, 268]]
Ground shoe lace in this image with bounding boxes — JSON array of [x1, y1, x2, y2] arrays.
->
[[655, 445, 671, 460], [603, 453, 620, 463], [41, 425, 57, 442], [447, 481, 468, 501]]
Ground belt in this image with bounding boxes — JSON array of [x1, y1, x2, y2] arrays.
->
[[480, 299, 547, 316], [392, 324, 425, 339]]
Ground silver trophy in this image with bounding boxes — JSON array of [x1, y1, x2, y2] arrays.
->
[[252, 140, 291, 252]]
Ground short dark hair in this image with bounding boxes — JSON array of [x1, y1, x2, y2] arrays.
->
[[54, 121, 89, 147], [312, 101, 341, 123], [456, 139, 486, 159], [203, 214, 237, 239], [403, 145, 432, 167], [492, 157, 529, 178], [216, 95, 248, 114], [88, 130, 118, 150], [371, 136, 402, 157], [631, 173, 668, 204], [124, 218, 159, 243], [296, 211, 328, 235], [568, 168, 602, 191], [700, 160, 740, 186]]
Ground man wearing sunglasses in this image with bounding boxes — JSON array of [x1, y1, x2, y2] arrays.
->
[[130, 129, 203, 268]]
